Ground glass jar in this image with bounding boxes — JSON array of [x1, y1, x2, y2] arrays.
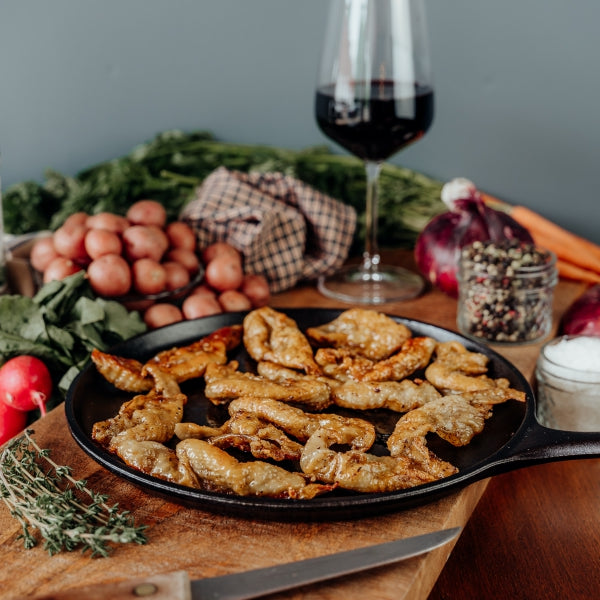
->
[[457, 240, 558, 344], [535, 335, 600, 431]]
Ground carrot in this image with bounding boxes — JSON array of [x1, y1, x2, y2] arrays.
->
[[510, 205, 600, 265], [526, 226, 600, 274], [555, 260, 600, 284], [479, 193, 510, 213], [480, 193, 600, 275]]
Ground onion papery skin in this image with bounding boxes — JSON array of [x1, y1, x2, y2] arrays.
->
[[414, 183, 533, 298], [561, 285, 600, 336]]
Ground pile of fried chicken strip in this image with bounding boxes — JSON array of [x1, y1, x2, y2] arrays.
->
[[90, 307, 525, 499]]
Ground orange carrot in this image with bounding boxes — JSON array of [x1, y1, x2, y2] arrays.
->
[[480, 193, 600, 275], [479, 192, 511, 213], [555, 260, 600, 284], [526, 227, 600, 274], [510, 205, 600, 265]]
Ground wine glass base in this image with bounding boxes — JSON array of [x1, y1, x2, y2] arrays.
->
[[317, 264, 425, 304]]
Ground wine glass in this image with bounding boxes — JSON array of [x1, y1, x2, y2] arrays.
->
[[315, 0, 434, 303]]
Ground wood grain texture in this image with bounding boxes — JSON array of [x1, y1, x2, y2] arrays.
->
[[1, 251, 594, 600], [17, 571, 192, 600], [429, 458, 600, 600]]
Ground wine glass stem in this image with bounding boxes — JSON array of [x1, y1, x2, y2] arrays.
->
[[363, 160, 383, 273]]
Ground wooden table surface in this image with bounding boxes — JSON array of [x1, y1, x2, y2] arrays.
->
[[1, 251, 599, 600]]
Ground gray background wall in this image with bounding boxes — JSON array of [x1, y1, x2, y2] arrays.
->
[[1, 0, 599, 242]]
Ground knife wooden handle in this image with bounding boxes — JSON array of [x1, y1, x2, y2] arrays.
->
[[19, 571, 191, 600]]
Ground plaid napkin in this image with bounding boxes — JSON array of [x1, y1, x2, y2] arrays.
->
[[180, 167, 356, 293]]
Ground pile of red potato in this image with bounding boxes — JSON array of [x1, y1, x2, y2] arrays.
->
[[29, 200, 271, 329]]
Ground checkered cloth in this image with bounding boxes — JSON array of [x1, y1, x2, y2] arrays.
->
[[180, 167, 356, 293]]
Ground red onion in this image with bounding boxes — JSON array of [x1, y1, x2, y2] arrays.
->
[[414, 178, 534, 297], [561, 285, 600, 336]]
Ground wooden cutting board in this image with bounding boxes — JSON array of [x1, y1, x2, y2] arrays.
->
[[0, 253, 585, 600]]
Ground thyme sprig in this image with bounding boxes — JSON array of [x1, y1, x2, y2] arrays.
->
[[0, 429, 148, 557]]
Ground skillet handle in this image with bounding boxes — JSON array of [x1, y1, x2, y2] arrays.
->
[[499, 419, 600, 468]]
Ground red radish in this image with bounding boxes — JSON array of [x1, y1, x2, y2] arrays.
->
[[0, 401, 28, 444], [0, 356, 53, 417]]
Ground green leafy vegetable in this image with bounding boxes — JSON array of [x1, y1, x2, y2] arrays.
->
[[3, 130, 445, 248], [0, 272, 147, 410], [0, 429, 148, 557]]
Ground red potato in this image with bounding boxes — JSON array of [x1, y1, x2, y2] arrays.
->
[[182, 294, 223, 319], [43, 257, 83, 283], [166, 221, 196, 251], [188, 284, 218, 298], [87, 254, 132, 297], [126, 200, 167, 228], [201, 242, 241, 265], [122, 225, 169, 262], [52, 224, 89, 263], [84, 228, 123, 259], [61, 212, 89, 231], [86, 212, 129, 234], [30, 236, 59, 272], [204, 254, 244, 292], [131, 259, 167, 295], [240, 274, 271, 308], [143, 303, 184, 329], [162, 261, 191, 291], [218, 290, 253, 312], [166, 248, 200, 274]]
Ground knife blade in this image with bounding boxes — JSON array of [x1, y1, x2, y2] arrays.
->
[[24, 527, 460, 600]]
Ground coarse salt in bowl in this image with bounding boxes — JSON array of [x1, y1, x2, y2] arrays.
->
[[535, 335, 600, 431]]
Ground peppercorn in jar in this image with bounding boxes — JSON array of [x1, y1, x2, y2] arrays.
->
[[457, 241, 558, 344]]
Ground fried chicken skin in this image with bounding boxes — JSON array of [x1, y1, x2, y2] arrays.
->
[[92, 365, 186, 452], [204, 363, 332, 410], [91, 325, 242, 392], [90, 308, 529, 500], [300, 427, 437, 493], [175, 412, 304, 462], [176, 438, 333, 498], [114, 439, 200, 487], [306, 308, 412, 360], [425, 341, 511, 393], [387, 387, 526, 478], [257, 360, 441, 413], [91, 350, 152, 393], [227, 397, 376, 451], [146, 325, 242, 383], [360, 337, 437, 382], [315, 336, 436, 382], [332, 379, 441, 412], [243, 307, 321, 375]]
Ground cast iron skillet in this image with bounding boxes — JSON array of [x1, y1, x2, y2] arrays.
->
[[65, 309, 600, 521]]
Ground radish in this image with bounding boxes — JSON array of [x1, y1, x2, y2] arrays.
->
[[0, 356, 53, 417], [0, 401, 28, 445]]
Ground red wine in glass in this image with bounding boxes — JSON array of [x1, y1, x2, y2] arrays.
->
[[314, 0, 434, 304], [315, 81, 434, 162]]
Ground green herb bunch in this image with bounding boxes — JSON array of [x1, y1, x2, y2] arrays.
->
[[3, 129, 445, 249], [0, 430, 147, 557]]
